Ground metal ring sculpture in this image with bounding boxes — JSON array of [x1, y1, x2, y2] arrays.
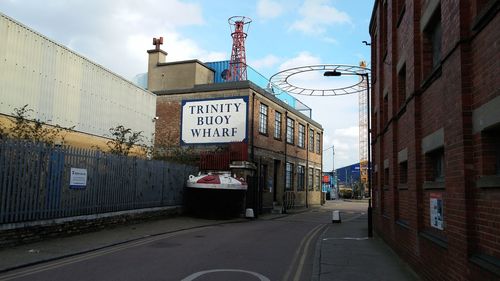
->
[[269, 64, 371, 96]]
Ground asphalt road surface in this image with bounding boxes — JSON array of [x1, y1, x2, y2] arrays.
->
[[0, 208, 350, 281]]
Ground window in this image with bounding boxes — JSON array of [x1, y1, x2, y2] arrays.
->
[[383, 95, 389, 124], [285, 162, 294, 190], [423, 7, 442, 73], [315, 132, 321, 154], [259, 103, 268, 134], [309, 129, 314, 152], [399, 161, 408, 184], [384, 167, 390, 187], [298, 124, 305, 148], [274, 111, 282, 139], [397, 0, 406, 19], [382, 1, 388, 57], [426, 148, 445, 182], [297, 165, 305, 191], [286, 117, 294, 144], [315, 169, 321, 191], [398, 65, 406, 108], [308, 167, 314, 190]]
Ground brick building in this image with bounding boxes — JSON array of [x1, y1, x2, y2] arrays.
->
[[147, 47, 324, 212], [369, 0, 499, 280]]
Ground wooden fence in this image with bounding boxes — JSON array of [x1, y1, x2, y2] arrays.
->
[[0, 139, 197, 224]]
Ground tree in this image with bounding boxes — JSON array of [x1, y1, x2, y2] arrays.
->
[[1, 104, 73, 145], [152, 131, 198, 164], [106, 125, 145, 156]]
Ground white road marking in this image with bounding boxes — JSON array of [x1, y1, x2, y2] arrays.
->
[[322, 237, 369, 241], [181, 269, 270, 281]]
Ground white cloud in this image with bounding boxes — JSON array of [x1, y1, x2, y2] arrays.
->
[[322, 36, 338, 44], [257, 0, 285, 19], [289, 0, 351, 35], [335, 126, 359, 138], [1, 0, 210, 79], [250, 54, 281, 69], [278, 51, 321, 70]]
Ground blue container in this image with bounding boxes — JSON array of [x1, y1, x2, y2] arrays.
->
[[205, 60, 231, 83]]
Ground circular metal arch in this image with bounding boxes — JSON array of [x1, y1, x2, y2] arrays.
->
[[228, 16, 252, 26], [269, 64, 371, 96]]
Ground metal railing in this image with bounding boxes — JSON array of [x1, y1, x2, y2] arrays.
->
[[0, 139, 197, 224]]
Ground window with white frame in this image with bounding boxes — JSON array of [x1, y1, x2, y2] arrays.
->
[[286, 117, 295, 144], [298, 124, 305, 148], [274, 111, 282, 139], [309, 129, 314, 152], [297, 165, 305, 191], [285, 162, 294, 190], [315, 132, 321, 154], [259, 103, 268, 134], [308, 167, 314, 190]]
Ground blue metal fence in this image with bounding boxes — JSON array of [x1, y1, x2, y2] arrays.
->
[[0, 139, 196, 224]]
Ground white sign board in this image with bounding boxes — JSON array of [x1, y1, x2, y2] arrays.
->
[[70, 168, 87, 188], [181, 97, 248, 144], [430, 193, 443, 230]]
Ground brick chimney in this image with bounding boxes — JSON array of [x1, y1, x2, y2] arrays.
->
[[147, 37, 168, 92]]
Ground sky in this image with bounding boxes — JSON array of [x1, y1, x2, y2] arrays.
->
[[0, 0, 375, 170]]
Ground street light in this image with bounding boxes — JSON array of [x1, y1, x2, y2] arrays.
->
[[323, 70, 373, 238]]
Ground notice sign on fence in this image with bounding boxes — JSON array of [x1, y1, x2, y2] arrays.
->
[[70, 168, 87, 189]]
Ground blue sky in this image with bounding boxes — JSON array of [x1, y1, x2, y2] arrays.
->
[[0, 0, 375, 170]]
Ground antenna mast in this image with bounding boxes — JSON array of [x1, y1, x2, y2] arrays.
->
[[228, 16, 252, 81]]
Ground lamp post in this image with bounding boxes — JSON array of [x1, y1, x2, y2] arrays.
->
[[323, 70, 373, 238]]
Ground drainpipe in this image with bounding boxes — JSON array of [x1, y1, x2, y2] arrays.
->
[[283, 111, 288, 214], [251, 92, 255, 162], [306, 123, 309, 208]]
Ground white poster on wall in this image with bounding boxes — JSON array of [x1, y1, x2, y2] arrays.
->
[[430, 193, 443, 230], [181, 97, 248, 144]]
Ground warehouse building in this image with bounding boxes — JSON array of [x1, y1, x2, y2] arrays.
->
[[370, 0, 499, 280], [0, 13, 157, 149], [147, 45, 324, 212]]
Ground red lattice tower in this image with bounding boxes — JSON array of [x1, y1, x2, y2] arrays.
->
[[228, 16, 252, 81]]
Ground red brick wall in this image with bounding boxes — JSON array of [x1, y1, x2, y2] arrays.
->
[[370, 0, 500, 280]]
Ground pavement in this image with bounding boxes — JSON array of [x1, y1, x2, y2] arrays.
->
[[0, 200, 420, 280], [312, 200, 420, 281]]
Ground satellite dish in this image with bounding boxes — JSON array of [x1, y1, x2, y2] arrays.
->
[[221, 69, 231, 81]]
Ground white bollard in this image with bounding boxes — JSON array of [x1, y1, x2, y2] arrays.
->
[[332, 210, 341, 223], [245, 208, 255, 219]]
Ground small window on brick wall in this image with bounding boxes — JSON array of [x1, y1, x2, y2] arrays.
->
[[297, 165, 305, 191], [308, 167, 314, 190], [398, 65, 406, 108], [384, 167, 390, 187], [399, 161, 408, 184], [423, 7, 442, 75], [425, 148, 445, 182], [383, 95, 389, 125], [285, 162, 294, 190], [482, 127, 500, 176]]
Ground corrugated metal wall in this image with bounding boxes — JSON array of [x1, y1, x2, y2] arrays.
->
[[0, 13, 156, 145]]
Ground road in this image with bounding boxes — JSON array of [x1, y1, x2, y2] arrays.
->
[[0, 205, 367, 281]]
